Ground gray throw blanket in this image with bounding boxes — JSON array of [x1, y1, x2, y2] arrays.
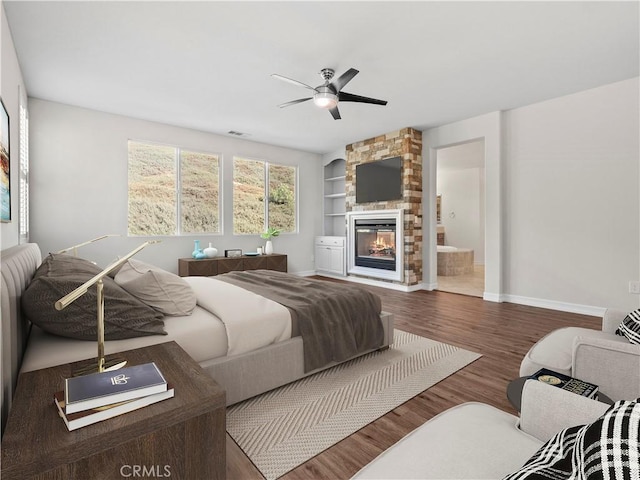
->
[[216, 270, 384, 372]]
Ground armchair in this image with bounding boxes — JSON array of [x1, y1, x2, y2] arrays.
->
[[520, 308, 640, 401], [352, 380, 610, 479]]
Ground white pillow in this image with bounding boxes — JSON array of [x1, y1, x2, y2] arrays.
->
[[114, 259, 196, 316]]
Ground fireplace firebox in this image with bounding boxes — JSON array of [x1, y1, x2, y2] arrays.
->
[[354, 219, 396, 271], [347, 209, 404, 282]]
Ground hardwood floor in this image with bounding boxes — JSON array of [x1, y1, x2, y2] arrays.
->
[[437, 264, 485, 297], [227, 282, 601, 480]]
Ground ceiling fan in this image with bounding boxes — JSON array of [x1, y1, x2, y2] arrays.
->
[[271, 68, 387, 120]]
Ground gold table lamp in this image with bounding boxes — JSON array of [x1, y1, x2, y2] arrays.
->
[[55, 240, 159, 374]]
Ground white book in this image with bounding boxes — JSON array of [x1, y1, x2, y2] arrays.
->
[[55, 387, 175, 431]]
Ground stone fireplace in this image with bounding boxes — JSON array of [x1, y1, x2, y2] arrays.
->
[[347, 210, 403, 282], [346, 127, 422, 287]]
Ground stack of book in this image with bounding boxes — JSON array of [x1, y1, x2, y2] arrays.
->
[[54, 362, 174, 431], [529, 368, 598, 399]]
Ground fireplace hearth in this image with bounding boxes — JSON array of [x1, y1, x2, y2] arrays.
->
[[347, 210, 403, 282]]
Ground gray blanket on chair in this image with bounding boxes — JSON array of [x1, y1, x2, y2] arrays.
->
[[216, 270, 384, 372]]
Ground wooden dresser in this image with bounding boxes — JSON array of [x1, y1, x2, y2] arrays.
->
[[1, 342, 226, 480], [178, 253, 287, 277]]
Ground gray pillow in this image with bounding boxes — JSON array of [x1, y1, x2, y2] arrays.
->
[[34, 252, 103, 279], [22, 254, 166, 340], [114, 259, 196, 316]]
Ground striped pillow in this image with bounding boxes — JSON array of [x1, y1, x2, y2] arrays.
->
[[504, 399, 640, 479], [616, 309, 640, 344]]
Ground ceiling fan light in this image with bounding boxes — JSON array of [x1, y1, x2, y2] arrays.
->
[[313, 92, 338, 109]]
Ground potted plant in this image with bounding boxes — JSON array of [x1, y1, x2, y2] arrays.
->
[[260, 227, 280, 254]]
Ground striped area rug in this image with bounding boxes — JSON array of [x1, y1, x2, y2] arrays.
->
[[227, 329, 481, 479]]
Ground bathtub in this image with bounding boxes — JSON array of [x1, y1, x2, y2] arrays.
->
[[437, 246, 474, 276]]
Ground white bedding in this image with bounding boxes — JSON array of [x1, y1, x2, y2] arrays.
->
[[184, 276, 291, 356], [20, 306, 228, 372], [21, 276, 293, 373]]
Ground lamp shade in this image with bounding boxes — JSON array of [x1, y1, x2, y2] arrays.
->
[[313, 87, 338, 109]]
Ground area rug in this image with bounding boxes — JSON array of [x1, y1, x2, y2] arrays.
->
[[226, 329, 482, 479]]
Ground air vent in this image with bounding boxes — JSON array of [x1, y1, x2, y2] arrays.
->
[[227, 130, 248, 137]]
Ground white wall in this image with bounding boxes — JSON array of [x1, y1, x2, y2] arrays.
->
[[423, 111, 502, 299], [28, 99, 323, 274], [0, 4, 27, 249], [424, 77, 640, 314], [437, 167, 485, 264], [503, 77, 639, 313]]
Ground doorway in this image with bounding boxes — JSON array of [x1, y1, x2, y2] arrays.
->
[[435, 140, 485, 297]]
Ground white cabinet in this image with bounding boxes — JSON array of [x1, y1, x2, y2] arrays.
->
[[315, 236, 346, 276]]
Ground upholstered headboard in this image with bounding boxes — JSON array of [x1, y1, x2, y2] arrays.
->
[[1, 243, 41, 435]]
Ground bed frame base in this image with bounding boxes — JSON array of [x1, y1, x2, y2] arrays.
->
[[200, 311, 394, 405]]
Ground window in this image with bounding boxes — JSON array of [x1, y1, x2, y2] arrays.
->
[[233, 158, 264, 234], [268, 163, 297, 232], [233, 157, 296, 234], [180, 150, 220, 234], [19, 88, 29, 243], [128, 141, 220, 236]]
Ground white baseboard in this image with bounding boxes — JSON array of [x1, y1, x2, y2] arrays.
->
[[302, 271, 425, 292], [483, 292, 503, 303], [335, 274, 424, 292], [293, 270, 318, 277], [502, 294, 604, 317], [305, 271, 604, 316]]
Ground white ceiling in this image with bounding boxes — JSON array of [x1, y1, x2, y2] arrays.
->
[[4, 1, 639, 155]]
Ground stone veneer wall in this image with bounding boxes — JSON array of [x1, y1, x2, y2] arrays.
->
[[346, 127, 423, 286]]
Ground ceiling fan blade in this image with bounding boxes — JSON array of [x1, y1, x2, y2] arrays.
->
[[329, 106, 341, 120], [277, 97, 313, 108], [271, 74, 317, 92], [338, 91, 388, 106], [331, 68, 359, 92]]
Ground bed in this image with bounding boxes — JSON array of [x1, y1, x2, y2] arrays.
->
[[1, 243, 393, 430]]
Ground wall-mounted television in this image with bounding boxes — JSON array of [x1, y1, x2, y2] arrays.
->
[[355, 156, 403, 204]]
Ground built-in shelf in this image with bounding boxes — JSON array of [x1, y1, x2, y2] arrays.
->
[[325, 175, 346, 182], [323, 158, 347, 237]]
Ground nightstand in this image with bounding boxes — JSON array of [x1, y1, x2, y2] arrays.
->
[[1, 341, 226, 480]]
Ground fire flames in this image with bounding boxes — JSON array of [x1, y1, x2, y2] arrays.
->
[[368, 237, 395, 257]]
